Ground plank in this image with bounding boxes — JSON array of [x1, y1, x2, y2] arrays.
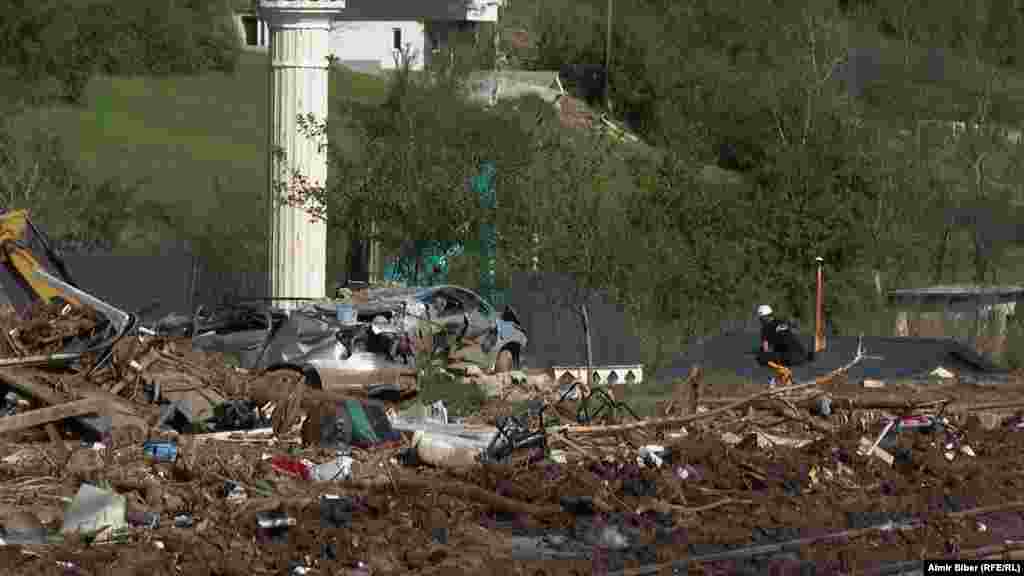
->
[[0, 398, 107, 435]]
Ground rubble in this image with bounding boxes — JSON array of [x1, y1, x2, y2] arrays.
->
[[3, 286, 1024, 573]]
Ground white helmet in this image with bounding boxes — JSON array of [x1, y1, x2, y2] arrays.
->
[[757, 305, 773, 318]]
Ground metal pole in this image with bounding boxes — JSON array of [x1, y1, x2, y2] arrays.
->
[[815, 256, 826, 353]]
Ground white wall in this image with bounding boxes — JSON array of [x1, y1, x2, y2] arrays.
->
[[330, 21, 426, 71], [466, 0, 501, 22]]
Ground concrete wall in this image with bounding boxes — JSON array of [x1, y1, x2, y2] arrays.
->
[[894, 302, 1018, 362], [330, 21, 427, 71], [339, 0, 500, 22]]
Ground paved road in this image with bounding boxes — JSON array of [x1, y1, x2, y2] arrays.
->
[[654, 333, 1009, 385]]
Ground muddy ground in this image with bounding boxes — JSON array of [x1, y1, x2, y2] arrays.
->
[[2, 301, 1024, 575], [1, 396, 1024, 575]]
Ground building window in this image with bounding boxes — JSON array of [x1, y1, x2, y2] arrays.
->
[[242, 16, 259, 47], [392, 28, 402, 51]]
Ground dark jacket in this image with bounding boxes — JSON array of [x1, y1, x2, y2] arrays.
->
[[759, 317, 811, 367]]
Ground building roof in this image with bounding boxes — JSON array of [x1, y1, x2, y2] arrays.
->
[[888, 285, 1024, 307]]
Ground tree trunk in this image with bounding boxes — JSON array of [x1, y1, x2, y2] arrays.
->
[[932, 226, 950, 284]]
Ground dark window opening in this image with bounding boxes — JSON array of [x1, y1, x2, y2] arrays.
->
[[393, 28, 402, 51], [242, 16, 258, 47]]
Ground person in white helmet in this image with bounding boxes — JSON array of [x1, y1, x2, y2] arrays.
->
[[756, 305, 811, 368]]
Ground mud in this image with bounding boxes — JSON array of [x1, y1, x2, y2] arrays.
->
[[7, 408, 1022, 575], [2, 332, 1024, 574]]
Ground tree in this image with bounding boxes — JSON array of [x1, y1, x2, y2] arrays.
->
[[0, 0, 239, 108], [278, 54, 536, 287], [0, 0, 242, 259]]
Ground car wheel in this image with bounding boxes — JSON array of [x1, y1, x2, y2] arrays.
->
[[495, 348, 514, 373]]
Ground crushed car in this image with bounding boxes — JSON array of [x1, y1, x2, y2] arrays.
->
[[185, 285, 527, 377]]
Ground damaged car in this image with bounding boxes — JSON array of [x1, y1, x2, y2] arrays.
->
[[188, 285, 527, 376]]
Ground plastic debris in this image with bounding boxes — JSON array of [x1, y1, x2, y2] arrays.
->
[[930, 366, 955, 379], [256, 510, 296, 529], [271, 454, 312, 480], [320, 495, 355, 529], [310, 453, 354, 482], [0, 510, 47, 545], [896, 415, 937, 431], [256, 510, 294, 543], [676, 464, 701, 481], [413, 430, 483, 469], [62, 484, 127, 537], [143, 440, 178, 463], [173, 514, 194, 528], [637, 445, 667, 469], [221, 481, 248, 502], [126, 510, 159, 529], [859, 437, 895, 466]]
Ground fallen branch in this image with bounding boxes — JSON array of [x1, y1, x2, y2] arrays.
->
[[238, 474, 561, 517], [668, 498, 754, 514], [0, 398, 107, 435], [557, 342, 868, 437], [768, 398, 834, 435]]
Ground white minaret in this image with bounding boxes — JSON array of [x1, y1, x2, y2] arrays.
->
[[259, 0, 345, 308]]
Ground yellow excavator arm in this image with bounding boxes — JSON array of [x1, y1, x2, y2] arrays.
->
[[0, 209, 81, 308]]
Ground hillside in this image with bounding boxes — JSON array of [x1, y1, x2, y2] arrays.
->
[[9, 52, 389, 220]]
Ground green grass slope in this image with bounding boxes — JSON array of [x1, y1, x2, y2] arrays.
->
[[10, 52, 389, 219]]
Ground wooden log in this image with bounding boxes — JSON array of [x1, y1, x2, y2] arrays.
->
[[0, 398, 107, 435]]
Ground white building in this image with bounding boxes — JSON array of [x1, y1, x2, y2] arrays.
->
[[235, 0, 503, 73]]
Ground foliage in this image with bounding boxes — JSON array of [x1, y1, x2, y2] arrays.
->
[[0, 0, 239, 106], [280, 55, 535, 276]]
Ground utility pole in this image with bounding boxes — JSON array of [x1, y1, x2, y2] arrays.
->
[[604, 0, 613, 113]]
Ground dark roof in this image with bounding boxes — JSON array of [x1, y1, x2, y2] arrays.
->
[[654, 332, 1009, 385], [505, 272, 643, 369]]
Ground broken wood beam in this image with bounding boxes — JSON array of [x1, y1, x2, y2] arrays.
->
[[0, 368, 65, 406], [0, 398, 107, 435], [557, 352, 865, 437], [688, 365, 704, 416], [0, 369, 149, 432]]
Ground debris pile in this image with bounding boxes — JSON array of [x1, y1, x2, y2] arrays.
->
[[4, 292, 1024, 575]]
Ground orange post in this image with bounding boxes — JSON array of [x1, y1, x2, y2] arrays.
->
[[815, 256, 826, 353]]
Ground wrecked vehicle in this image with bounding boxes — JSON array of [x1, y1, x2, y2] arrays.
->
[[189, 285, 527, 376]]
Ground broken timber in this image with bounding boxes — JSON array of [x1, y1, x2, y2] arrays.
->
[[0, 397, 106, 435], [557, 348, 866, 437]]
